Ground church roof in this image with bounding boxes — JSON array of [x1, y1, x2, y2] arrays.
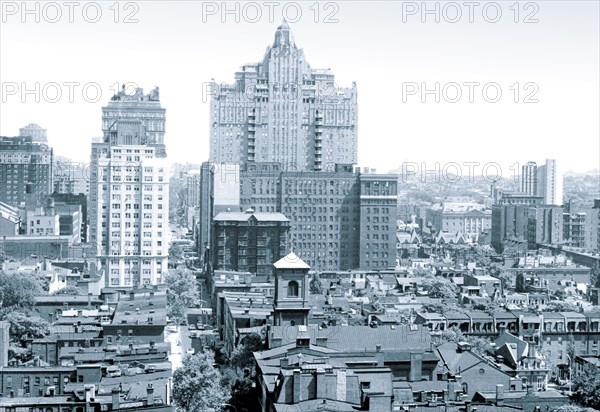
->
[[273, 253, 310, 270]]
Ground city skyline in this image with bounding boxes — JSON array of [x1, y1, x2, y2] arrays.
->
[[1, 1, 598, 175]]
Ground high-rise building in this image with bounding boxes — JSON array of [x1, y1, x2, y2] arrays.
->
[[0, 136, 53, 210], [53, 159, 90, 196], [520, 159, 562, 206], [200, 162, 398, 271], [19, 123, 47, 143], [209, 21, 357, 171], [521, 161, 539, 196], [538, 159, 563, 206], [359, 174, 398, 270], [89, 87, 169, 287], [527, 206, 564, 248]]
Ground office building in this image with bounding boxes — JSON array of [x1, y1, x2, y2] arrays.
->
[[0, 136, 53, 210], [521, 162, 539, 197], [89, 87, 169, 287], [538, 159, 563, 206], [359, 174, 398, 270], [209, 21, 357, 171]]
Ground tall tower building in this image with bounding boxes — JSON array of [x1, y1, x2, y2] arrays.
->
[[538, 159, 562, 206], [521, 161, 539, 197], [0, 136, 53, 210], [209, 21, 357, 171], [272, 252, 310, 327], [89, 87, 169, 287]]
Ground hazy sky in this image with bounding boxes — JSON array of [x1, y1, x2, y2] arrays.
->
[[1, 1, 598, 177]]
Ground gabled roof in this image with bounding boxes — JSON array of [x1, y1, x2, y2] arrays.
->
[[273, 253, 310, 270]]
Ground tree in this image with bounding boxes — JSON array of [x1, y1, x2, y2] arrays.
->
[[439, 326, 492, 357], [51, 285, 82, 296], [173, 352, 231, 412], [164, 268, 200, 323], [554, 406, 597, 412], [3, 310, 50, 344], [422, 276, 458, 299], [0, 273, 45, 309], [230, 333, 263, 372], [571, 364, 600, 409], [169, 243, 185, 265], [545, 302, 580, 313], [309, 273, 324, 294]]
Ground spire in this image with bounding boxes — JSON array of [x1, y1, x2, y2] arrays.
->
[[273, 19, 295, 48]]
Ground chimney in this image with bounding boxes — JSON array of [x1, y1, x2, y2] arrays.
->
[[293, 369, 302, 403], [409, 353, 422, 382], [112, 388, 120, 410], [87, 293, 92, 309], [84, 384, 95, 404], [496, 384, 504, 406], [147, 383, 155, 406], [316, 368, 327, 399], [528, 342, 535, 358], [336, 368, 347, 402]]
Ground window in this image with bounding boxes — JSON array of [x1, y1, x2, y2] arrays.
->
[[288, 281, 299, 297]]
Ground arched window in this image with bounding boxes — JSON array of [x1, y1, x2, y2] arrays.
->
[[461, 382, 468, 394], [288, 281, 299, 297]]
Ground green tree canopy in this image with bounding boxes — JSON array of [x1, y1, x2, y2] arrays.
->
[[51, 285, 83, 296], [439, 326, 492, 357], [421, 276, 458, 299], [309, 273, 324, 294], [173, 351, 231, 412], [164, 268, 200, 323], [230, 333, 263, 372], [0, 273, 45, 309], [571, 363, 600, 409]]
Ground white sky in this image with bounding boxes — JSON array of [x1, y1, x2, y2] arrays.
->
[[0, 1, 598, 177]]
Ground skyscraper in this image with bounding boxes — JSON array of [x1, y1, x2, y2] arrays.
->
[[0, 136, 53, 210], [209, 21, 357, 171], [520, 159, 562, 206], [538, 159, 563, 206], [521, 161, 539, 196], [89, 86, 169, 287]]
